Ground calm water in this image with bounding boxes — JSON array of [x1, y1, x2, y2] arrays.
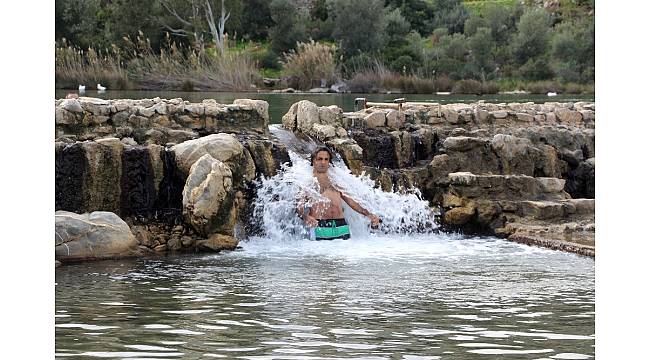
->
[[54, 90, 595, 125], [56, 234, 594, 359]]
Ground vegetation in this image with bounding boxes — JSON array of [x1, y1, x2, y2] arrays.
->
[[55, 0, 595, 94]]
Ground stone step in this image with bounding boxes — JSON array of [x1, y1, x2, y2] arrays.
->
[[445, 172, 569, 202]]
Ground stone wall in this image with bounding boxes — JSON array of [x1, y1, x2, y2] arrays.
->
[[55, 98, 289, 262], [55, 97, 269, 144]]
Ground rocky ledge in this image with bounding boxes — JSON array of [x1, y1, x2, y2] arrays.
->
[[282, 99, 595, 256], [55, 98, 289, 264], [55, 97, 595, 263]]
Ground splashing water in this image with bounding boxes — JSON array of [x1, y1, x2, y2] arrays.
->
[[252, 149, 437, 242]]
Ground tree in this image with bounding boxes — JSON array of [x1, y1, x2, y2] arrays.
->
[[205, 0, 230, 54], [551, 17, 594, 82], [431, 0, 469, 34], [332, 0, 387, 57], [102, 0, 163, 50], [468, 27, 495, 80], [158, 0, 235, 54], [268, 0, 308, 54], [384, 0, 436, 36], [56, 0, 105, 49], [240, 0, 273, 40], [510, 8, 552, 65], [481, 3, 520, 44]]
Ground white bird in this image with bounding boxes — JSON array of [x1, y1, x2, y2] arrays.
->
[[547, 91, 557, 96], [78, 85, 86, 93], [97, 83, 106, 91]]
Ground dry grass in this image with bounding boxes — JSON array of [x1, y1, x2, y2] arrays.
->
[[55, 33, 261, 91], [281, 40, 338, 90], [55, 39, 130, 89]]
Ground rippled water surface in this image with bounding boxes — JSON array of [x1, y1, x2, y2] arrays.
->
[[56, 234, 594, 359]]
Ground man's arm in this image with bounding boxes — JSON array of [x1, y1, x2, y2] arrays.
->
[[341, 194, 380, 227]]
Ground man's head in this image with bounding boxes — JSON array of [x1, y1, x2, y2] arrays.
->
[[310, 146, 333, 174]]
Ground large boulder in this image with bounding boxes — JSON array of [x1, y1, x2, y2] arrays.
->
[[171, 133, 255, 182], [182, 154, 237, 237], [55, 211, 141, 262]]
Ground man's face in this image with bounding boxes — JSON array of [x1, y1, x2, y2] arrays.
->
[[313, 150, 330, 174]]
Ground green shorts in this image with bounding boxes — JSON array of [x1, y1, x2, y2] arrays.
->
[[314, 218, 350, 241]]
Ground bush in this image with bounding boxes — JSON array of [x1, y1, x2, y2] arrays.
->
[[519, 57, 554, 81], [480, 81, 500, 94], [259, 50, 281, 69], [390, 55, 418, 74], [281, 40, 338, 90], [451, 79, 482, 94], [434, 75, 454, 92], [348, 71, 381, 93], [525, 81, 562, 94]]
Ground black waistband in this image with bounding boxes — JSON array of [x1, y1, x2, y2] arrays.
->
[[316, 218, 348, 227]]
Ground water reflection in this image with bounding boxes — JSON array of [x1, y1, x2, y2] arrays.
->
[[56, 235, 594, 359]]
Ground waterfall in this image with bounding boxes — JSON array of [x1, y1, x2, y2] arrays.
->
[[252, 126, 437, 242]]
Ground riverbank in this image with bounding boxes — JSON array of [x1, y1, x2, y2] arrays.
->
[[55, 96, 595, 264]]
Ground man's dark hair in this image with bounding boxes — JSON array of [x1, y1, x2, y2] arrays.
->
[[310, 146, 334, 165]]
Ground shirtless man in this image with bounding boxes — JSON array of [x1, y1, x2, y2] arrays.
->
[[298, 147, 380, 240]]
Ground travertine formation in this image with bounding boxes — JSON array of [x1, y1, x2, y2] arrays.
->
[[55, 98, 289, 263], [283, 100, 595, 256]]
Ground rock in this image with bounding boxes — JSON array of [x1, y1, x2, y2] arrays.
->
[[318, 105, 343, 126], [537, 177, 566, 194], [308, 87, 330, 93], [364, 111, 387, 128], [330, 81, 348, 93], [444, 205, 475, 225], [490, 134, 540, 175], [172, 133, 253, 181], [55, 211, 141, 262], [296, 100, 320, 132], [154, 244, 167, 252], [492, 110, 508, 119], [234, 99, 269, 124], [312, 123, 337, 140], [182, 154, 235, 237], [443, 136, 488, 152], [282, 101, 299, 130], [181, 236, 195, 247], [327, 138, 364, 174], [61, 99, 84, 113], [518, 201, 565, 220], [386, 110, 405, 129], [196, 234, 238, 252], [167, 236, 183, 251], [555, 108, 583, 125]]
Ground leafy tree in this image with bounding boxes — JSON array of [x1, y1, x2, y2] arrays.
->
[[385, 7, 411, 44], [384, 0, 436, 36], [510, 8, 552, 65], [482, 3, 520, 44], [240, 0, 273, 40], [551, 16, 594, 82], [102, 0, 163, 49], [463, 14, 487, 37], [332, 0, 387, 58], [468, 27, 494, 80], [431, 0, 469, 34], [269, 0, 308, 54], [56, 0, 105, 49]]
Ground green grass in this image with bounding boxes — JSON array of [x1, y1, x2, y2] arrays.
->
[[462, 0, 518, 14]]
